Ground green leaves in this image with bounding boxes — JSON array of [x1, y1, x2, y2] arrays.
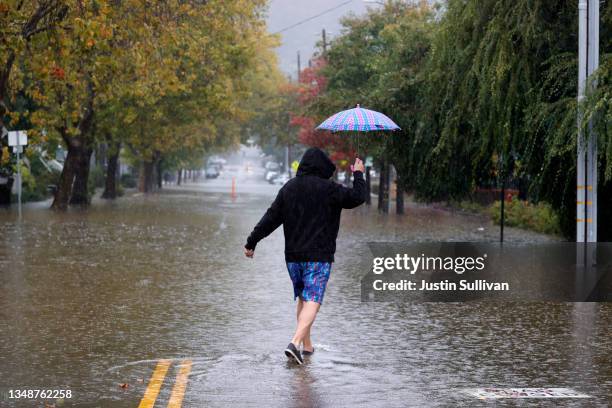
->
[[315, 0, 612, 238], [2, 0, 276, 169]]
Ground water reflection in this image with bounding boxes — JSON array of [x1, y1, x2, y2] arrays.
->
[[288, 365, 323, 408], [0, 185, 610, 407]]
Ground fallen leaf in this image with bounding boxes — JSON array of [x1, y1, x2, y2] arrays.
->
[[120, 383, 129, 389]]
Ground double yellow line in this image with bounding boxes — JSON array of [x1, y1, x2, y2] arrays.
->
[[138, 359, 192, 408]]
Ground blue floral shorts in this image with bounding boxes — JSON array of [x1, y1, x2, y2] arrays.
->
[[286, 262, 332, 304]]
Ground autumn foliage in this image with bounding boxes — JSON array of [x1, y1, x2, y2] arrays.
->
[[289, 58, 354, 169]]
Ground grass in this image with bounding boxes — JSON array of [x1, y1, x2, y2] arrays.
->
[[489, 197, 562, 236], [447, 197, 562, 236]]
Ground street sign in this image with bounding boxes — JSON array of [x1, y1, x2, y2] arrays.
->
[[8, 130, 27, 147]]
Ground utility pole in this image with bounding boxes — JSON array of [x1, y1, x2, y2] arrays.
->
[[577, 0, 599, 243], [500, 174, 505, 243], [576, 0, 599, 301], [499, 153, 505, 243], [322, 28, 327, 53], [284, 144, 290, 176], [287, 51, 301, 176]]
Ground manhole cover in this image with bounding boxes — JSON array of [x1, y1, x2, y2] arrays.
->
[[464, 388, 591, 399]]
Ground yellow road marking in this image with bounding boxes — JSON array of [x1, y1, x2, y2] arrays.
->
[[167, 360, 193, 408], [577, 185, 593, 190], [138, 359, 171, 408], [576, 201, 592, 205], [576, 218, 593, 223]]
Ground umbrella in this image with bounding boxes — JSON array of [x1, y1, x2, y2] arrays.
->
[[316, 104, 400, 133], [315, 104, 400, 158]]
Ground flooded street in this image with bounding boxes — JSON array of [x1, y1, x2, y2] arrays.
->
[[1, 154, 611, 407]]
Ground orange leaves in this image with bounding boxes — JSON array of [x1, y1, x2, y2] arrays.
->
[[52, 66, 65, 80], [2, 0, 279, 167], [99, 26, 113, 40]]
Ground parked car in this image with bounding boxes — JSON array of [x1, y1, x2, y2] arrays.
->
[[264, 161, 280, 171], [207, 156, 226, 170], [272, 173, 290, 185], [265, 170, 279, 182], [205, 166, 220, 179]]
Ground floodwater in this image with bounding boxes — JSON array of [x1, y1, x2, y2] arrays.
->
[[1, 151, 611, 407]]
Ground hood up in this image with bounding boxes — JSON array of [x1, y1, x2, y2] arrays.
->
[[296, 147, 336, 179]]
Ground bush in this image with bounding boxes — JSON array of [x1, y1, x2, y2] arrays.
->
[[490, 197, 562, 236], [120, 173, 137, 188], [450, 199, 487, 214], [20, 155, 60, 202], [88, 165, 105, 198]]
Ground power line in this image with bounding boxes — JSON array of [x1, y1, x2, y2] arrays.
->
[[271, 0, 353, 34]]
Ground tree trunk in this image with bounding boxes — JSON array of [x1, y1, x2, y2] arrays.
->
[[378, 162, 388, 213], [51, 145, 78, 210], [365, 166, 371, 205], [396, 175, 404, 215], [177, 169, 182, 185], [102, 143, 119, 199], [0, 53, 16, 207], [156, 159, 163, 190], [0, 177, 13, 206], [0, 51, 16, 131], [69, 146, 93, 206], [139, 161, 155, 193], [51, 79, 95, 210], [383, 162, 391, 213]]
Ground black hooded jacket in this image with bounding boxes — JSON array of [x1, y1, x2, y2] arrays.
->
[[245, 147, 366, 262]]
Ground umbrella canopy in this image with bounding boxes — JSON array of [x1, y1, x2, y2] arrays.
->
[[316, 105, 400, 132]]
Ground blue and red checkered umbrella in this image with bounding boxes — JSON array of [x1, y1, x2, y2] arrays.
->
[[316, 104, 400, 132]]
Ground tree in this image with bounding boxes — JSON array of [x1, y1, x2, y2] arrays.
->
[[11, 0, 273, 205], [0, 0, 68, 204], [115, 0, 271, 193], [312, 0, 612, 238], [312, 1, 434, 192], [417, 0, 611, 238], [236, 33, 290, 146]]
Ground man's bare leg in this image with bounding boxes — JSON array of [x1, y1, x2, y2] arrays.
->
[[296, 296, 303, 319], [296, 297, 313, 352], [291, 300, 320, 349]]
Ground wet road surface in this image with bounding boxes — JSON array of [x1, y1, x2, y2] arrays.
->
[[1, 154, 611, 407]]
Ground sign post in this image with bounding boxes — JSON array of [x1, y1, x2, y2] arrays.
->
[[8, 130, 28, 218]]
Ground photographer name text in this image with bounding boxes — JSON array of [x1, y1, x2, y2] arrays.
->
[[373, 279, 509, 291]]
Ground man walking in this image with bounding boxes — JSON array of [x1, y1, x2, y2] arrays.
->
[[244, 147, 366, 364]]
